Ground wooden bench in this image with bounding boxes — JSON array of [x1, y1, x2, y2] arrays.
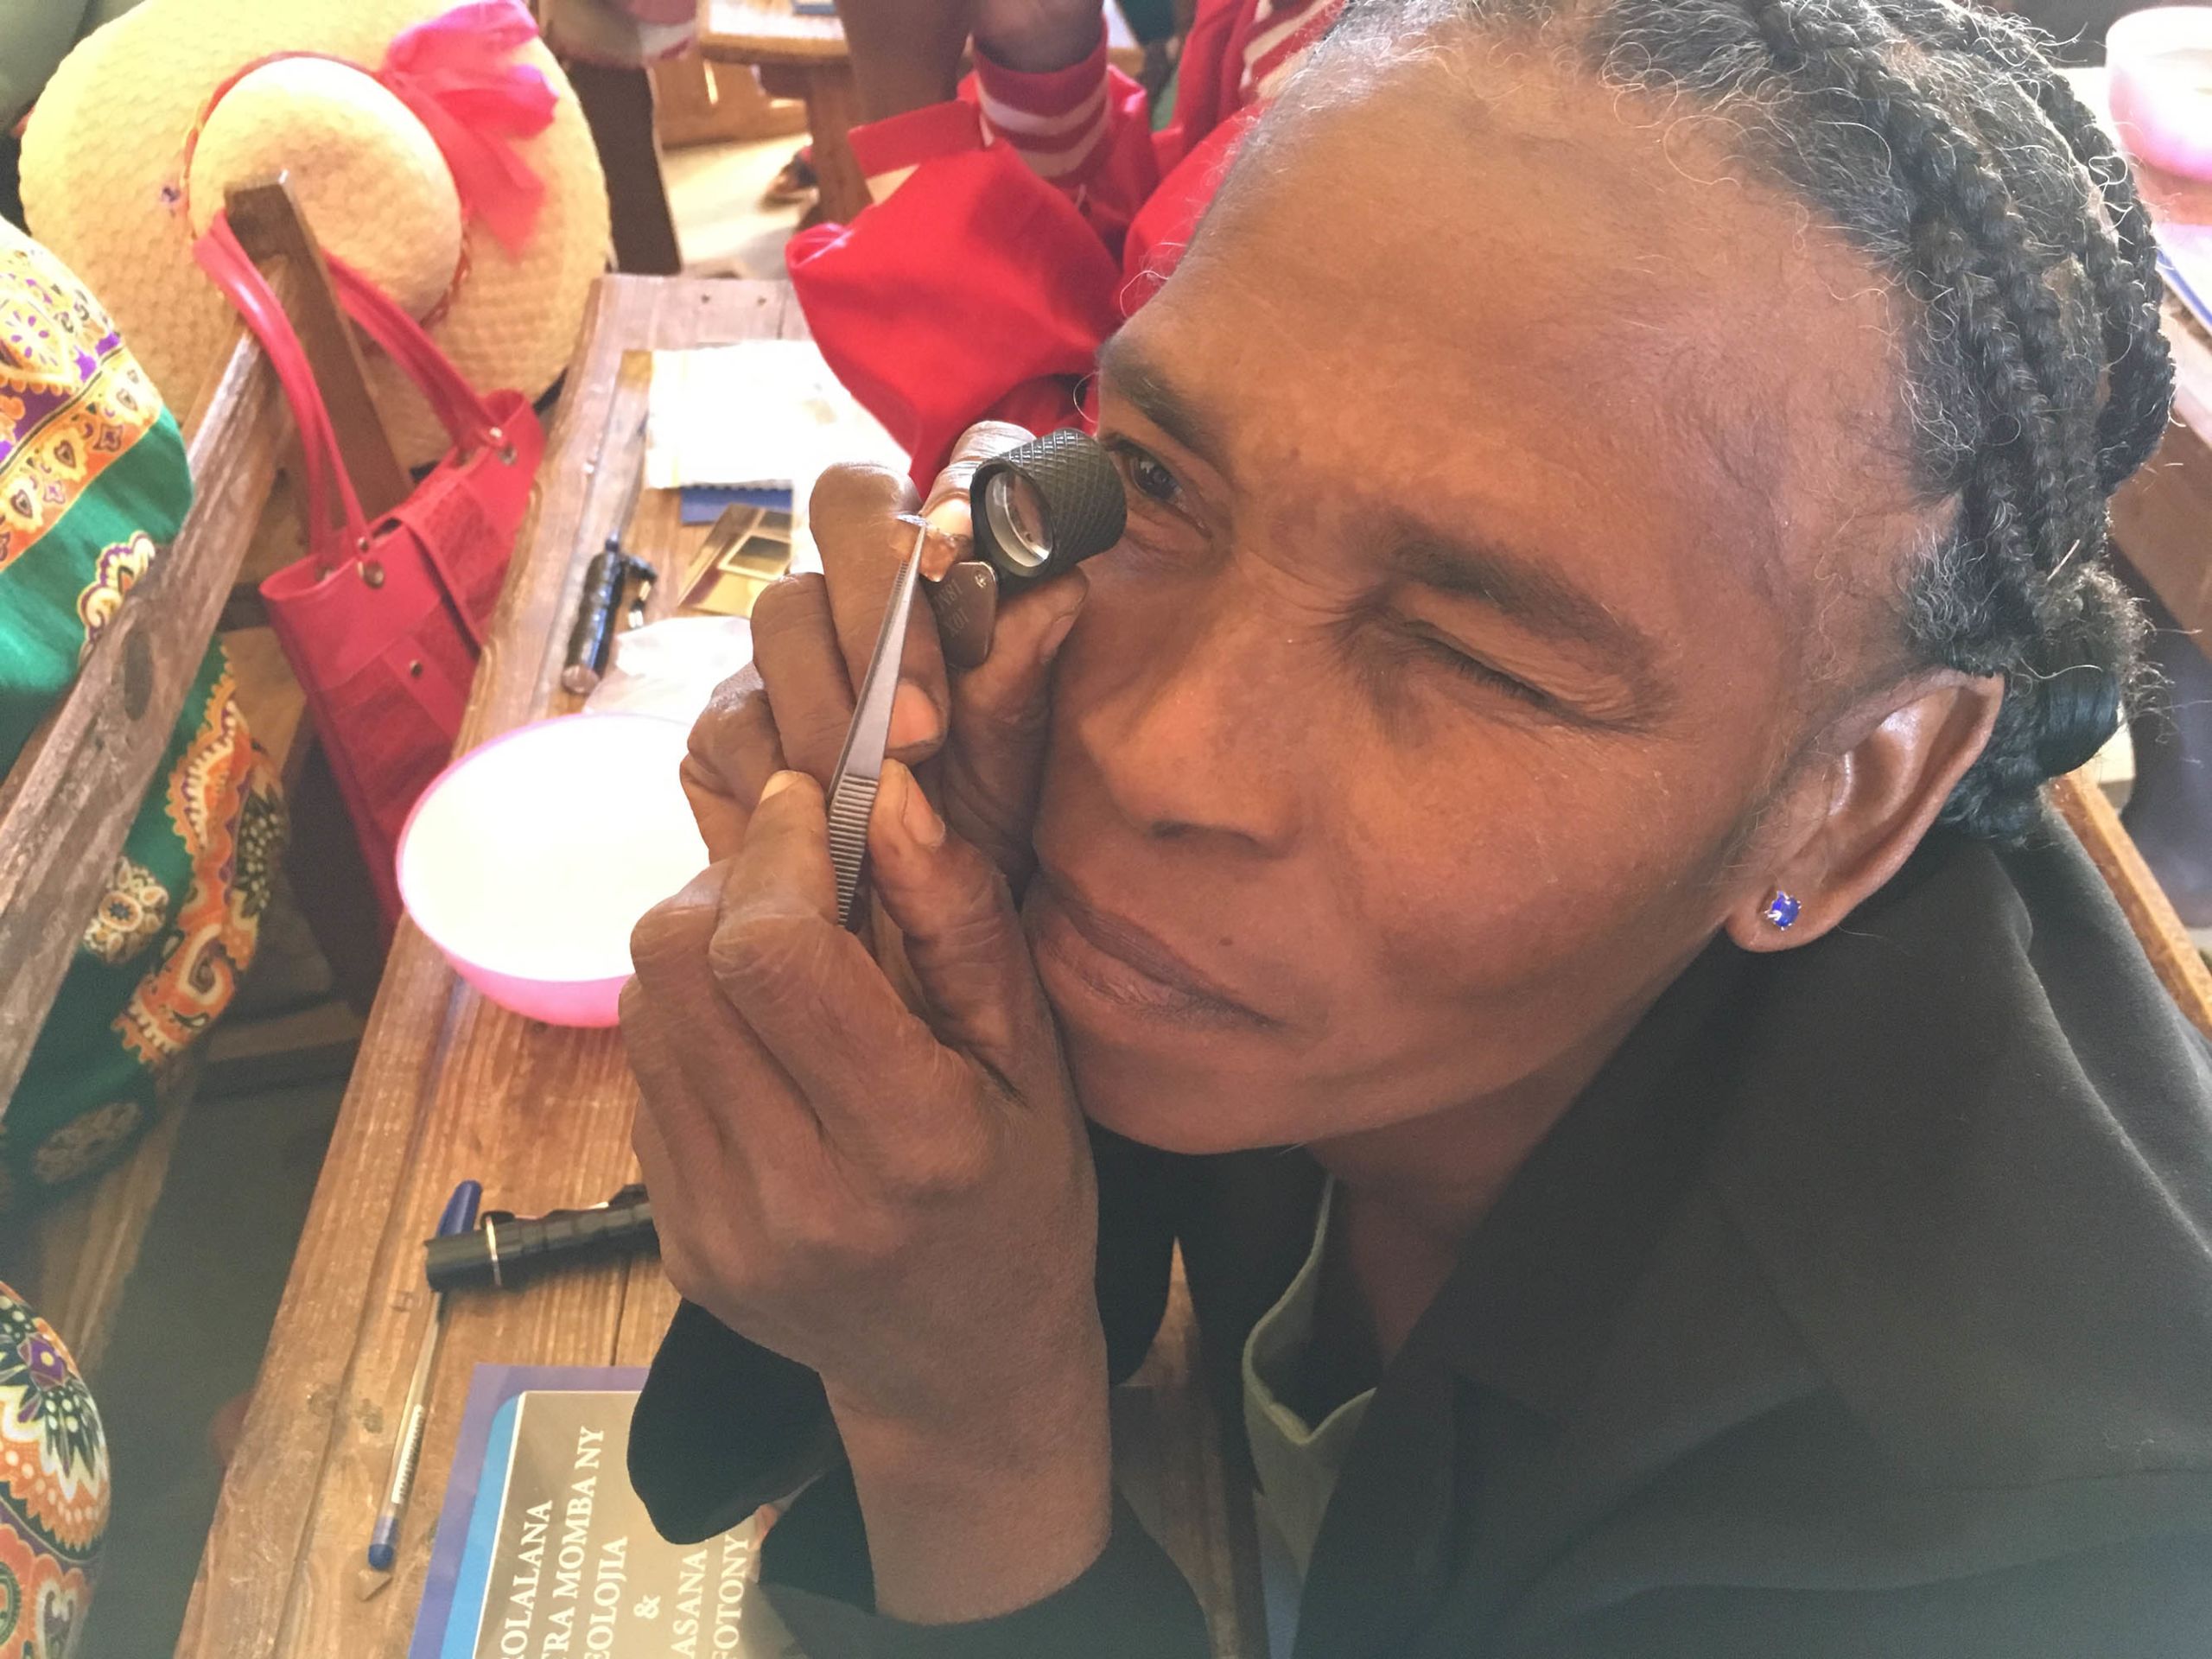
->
[[0, 179, 397, 1376]]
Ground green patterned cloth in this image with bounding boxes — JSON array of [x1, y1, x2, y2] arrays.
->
[[0, 219, 283, 1212]]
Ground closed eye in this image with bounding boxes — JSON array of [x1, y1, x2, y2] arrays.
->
[[1395, 617, 1559, 713]]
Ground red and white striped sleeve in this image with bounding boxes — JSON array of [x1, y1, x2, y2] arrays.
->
[[971, 29, 1121, 189], [1236, 0, 1341, 105]]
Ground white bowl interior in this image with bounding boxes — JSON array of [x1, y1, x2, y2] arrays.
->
[[2112, 4, 2212, 57], [399, 715, 706, 983]]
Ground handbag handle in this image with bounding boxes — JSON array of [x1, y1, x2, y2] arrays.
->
[[325, 252, 505, 448], [191, 214, 371, 564]]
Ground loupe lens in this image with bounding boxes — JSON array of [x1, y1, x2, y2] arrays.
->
[[983, 473, 1052, 571]]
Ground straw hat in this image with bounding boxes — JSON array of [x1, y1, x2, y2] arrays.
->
[[20, 0, 610, 465]]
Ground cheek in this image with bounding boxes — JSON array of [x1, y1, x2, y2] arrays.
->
[[1312, 742, 1732, 1076], [1052, 551, 1171, 683], [1351, 734, 1735, 986]]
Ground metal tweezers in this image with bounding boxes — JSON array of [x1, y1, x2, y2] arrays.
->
[[823, 519, 929, 930]]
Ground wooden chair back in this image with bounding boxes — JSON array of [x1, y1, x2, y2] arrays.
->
[[2050, 769, 2212, 1037]]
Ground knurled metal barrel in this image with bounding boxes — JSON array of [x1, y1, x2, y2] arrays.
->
[[969, 429, 1126, 588]]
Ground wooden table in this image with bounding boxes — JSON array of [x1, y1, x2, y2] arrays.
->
[[175, 273, 1261, 1659], [697, 0, 1145, 229]]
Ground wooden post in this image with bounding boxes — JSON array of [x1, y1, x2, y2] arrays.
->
[[223, 176, 399, 1013], [566, 60, 685, 274], [226, 177, 413, 522], [757, 60, 870, 226]]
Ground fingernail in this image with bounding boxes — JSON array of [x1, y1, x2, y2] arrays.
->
[[888, 682, 941, 751], [897, 764, 946, 849], [760, 770, 803, 803], [923, 498, 973, 540]]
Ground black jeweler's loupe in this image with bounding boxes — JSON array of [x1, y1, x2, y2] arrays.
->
[[966, 429, 1126, 588]]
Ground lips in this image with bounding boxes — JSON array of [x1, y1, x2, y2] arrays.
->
[[1027, 872, 1277, 1030]]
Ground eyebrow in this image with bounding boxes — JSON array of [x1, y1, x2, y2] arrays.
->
[[1388, 529, 1671, 727], [1096, 334, 1228, 473]]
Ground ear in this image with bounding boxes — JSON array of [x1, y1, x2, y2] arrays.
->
[[1722, 672, 2005, 952]]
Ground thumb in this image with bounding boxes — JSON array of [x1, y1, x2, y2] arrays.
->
[[940, 569, 1088, 883], [867, 758, 1062, 1093]]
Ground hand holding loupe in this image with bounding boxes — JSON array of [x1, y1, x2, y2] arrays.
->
[[911, 423, 1126, 668], [823, 425, 1124, 928]]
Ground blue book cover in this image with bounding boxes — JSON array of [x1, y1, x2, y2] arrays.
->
[[410, 1365, 791, 1658], [679, 486, 792, 525]]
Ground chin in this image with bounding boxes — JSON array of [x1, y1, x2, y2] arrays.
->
[[1062, 1032, 1307, 1155]]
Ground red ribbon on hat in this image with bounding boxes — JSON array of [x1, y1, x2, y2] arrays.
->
[[378, 0, 556, 258]]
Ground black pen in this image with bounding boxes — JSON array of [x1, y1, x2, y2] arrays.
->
[[562, 416, 650, 695]]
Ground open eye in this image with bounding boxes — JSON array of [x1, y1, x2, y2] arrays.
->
[[1106, 439, 1184, 508]]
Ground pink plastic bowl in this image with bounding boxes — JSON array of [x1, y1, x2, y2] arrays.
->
[[2110, 8, 2212, 181], [396, 713, 706, 1027]]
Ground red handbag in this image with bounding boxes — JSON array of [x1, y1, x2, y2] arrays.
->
[[192, 214, 543, 934]]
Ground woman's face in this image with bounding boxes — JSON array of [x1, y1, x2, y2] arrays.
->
[[1021, 51, 1936, 1155]]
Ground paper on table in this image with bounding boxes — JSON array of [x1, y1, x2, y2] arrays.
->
[[649, 340, 909, 573], [585, 614, 755, 723]]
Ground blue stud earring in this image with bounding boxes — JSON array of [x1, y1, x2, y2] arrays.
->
[[1762, 889, 1801, 930]]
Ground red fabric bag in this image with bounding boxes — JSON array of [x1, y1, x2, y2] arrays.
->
[[192, 214, 544, 933]]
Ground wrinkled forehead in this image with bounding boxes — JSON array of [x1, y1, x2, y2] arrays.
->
[[1128, 40, 1933, 653]]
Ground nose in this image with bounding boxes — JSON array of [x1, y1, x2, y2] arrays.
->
[[1070, 582, 1305, 856]]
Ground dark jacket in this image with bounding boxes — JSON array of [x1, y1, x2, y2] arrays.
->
[[631, 812, 2212, 1656]]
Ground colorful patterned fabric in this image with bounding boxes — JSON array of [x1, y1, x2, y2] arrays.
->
[[0, 1281, 106, 1657], [0, 219, 283, 1213]]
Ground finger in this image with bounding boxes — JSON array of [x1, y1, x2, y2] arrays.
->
[[626, 869, 742, 1167], [626, 1040, 688, 1205], [682, 666, 785, 861], [627, 866, 816, 1172], [625, 1041, 715, 1299], [810, 464, 949, 762], [925, 497, 972, 543], [868, 760, 1062, 1095], [621, 990, 774, 1327], [713, 770, 840, 931], [919, 419, 1037, 543], [750, 573, 858, 786], [941, 569, 1089, 880], [709, 772, 977, 1160]]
